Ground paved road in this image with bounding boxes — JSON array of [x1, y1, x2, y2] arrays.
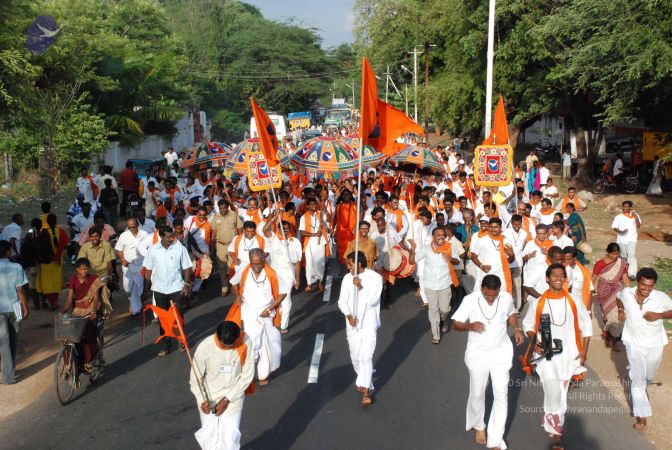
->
[[0, 263, 654, 450]]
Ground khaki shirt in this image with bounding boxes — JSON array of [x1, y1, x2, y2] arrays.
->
[[213, 212, 243, 262], [78, 241, 115, 277]]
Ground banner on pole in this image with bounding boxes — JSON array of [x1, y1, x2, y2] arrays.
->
[[474, 144, 513, 187], [247, 153, 282, 191]]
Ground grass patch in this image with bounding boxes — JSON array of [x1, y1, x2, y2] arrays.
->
[[652, 257, 672, 338]]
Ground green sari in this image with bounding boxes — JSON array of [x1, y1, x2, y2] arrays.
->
[[567, 212, 587, 263]]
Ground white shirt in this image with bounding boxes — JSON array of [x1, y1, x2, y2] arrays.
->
[[184, 216, 211, 256], [165, 151, 178, 165], [115, 229, 149, 272], [568, 263, 593, 310], [452, 291, 516, 352], [521, 239, 550, 280], [539, 167, 550, 185], [562, 153, 572, 167], [369, 226, 402, 269], [611, 213, 640, 243], [541, 185, 558, 199], [613, 159, 624, 176], [0, 223, 22, 256], [471, 235, 512, 276], [338, 269, 383, 331], [503, 228, 528, 268], [137, 218, 156, 235], [536, 209, 557, 226], [266, 235, 302, 282], [551, 234, 574, 249], [298, 213, 326, 247], [386, 210, 409, 238], [414, 243, 460, 291], [143, 241, 193, 294], [618, 287, 672, 348]]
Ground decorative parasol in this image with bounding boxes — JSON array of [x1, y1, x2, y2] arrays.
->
[[341, 137, 387, 167], [181, 142, 233, 169], [291, 136, 359, 173], [226, 139, 290, 174], [388, 145, 446, 174]]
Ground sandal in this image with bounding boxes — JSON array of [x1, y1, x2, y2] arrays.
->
[[157, 349, 170, 357], [432, 338, 440, 345], [258, 379, 269, 386], [280, 328, 288, 334]]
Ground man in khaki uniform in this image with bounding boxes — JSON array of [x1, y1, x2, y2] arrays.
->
[[212, 199, 242, 296]]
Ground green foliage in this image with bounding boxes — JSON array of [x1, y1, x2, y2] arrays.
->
[[52, 97, 114, 177], [0, 128, 42, 168]]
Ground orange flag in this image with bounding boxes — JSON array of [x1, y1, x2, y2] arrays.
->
[[483, 96, 510, 145], [143, 304, 188, 347], [359, 57, 424, 156], [250, 97, 279, 167]]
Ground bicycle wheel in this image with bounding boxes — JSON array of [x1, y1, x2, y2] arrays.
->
[[54, 344, 78, 405], [592, 179, 606, 194], [624, 179, 638, 194]]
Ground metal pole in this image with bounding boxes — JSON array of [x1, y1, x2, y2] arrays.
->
[[269, 186, 287, 243], [405, 85, 409, 116], [351, 78, 356, 109], [170, 301, 209, 406], [352, 137, 364, 315], [485, 0, 496, 137], [413, 47, 418, 123], [385, 65, 390, 103]]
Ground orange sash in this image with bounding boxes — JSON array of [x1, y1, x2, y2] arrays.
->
[[539, 208, 556, 218], [232, 234, 265, 259], [155, 204, 168, 221], [239, 263, 281, 328], [302, 210, 331, 256], [189, 217, 212, 246], [489, 234, 513, 294], [85, 176, 99, 199], [243, 207, 262, 226], [534, 290, 583, 354], [165, 188, 178, 213], [386, 207, 405, 233], [576, 262, 592, 309], [522, 216, 537, 241], [431, 242, 459, 287], [534, 237, 553, 253]]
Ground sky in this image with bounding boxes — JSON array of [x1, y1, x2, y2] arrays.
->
[[243, 0, 355, 49]]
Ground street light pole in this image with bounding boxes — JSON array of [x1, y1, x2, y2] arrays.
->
[[412, 47, 418, 123], [405, 85, 409, 116], [485, 0, 496, 137], [385, 65, 390, 103]]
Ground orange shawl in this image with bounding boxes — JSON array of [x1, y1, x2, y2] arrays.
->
[[575, 262, 592, 309], [534, 290, 583, 354], [165, 188, 179, 214], [431, 242, 459, 287], [386, 207, 405, 233], [232, 234, 265, 259], [336, 202, 357, 232], [538, 208, 556, 218], [189, 217, 212, 246], [522, 216, 537, 241], [560, 196, 581, 213], [489, 234, 513, 295], [534, 237, 553, 253], [85, 176, 99, 199], [302, 210, 331, 256], [239, 263, 281, 328], [243, 207, 262, 226]]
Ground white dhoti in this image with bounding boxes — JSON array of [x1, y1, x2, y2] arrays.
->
[[305, 240, 326, 285], [346, 326, 377, 390], [276, 267, 294, 330], [536, 368, 571, 436], [241, 308, 281, 380], [465, 345, 512, 449], [463, 260, 478, 294], [122, 265, 144, 314], [625, 343, 664, 418], [195, 408, 242, 450]]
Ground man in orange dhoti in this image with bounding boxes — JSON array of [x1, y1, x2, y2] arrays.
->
[[335, 190, 359, 264]]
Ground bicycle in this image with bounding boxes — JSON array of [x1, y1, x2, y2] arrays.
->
[[54, 314, 105, 405], [592, 172, 639, 194]]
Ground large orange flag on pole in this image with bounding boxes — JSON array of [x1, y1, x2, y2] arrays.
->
[[250, 97, 279, 167], [482, 96, 509, 145], [359, 57, 424, 156]]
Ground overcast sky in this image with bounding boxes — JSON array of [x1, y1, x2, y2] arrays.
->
[[244, 0, 355, 49]]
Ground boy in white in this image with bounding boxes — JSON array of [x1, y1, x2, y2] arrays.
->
[[338, 251, 383, 407], [616, 268, 672, 431], [115, 217, 149, 318], [452, 275, 524, 450], [262, 215, 302, 333], [470, 218, 515, 294], [191, 321, 254, 450], [523, 264, 592, 449], [562, 247, 593, 315], [521, 224, 551, 281], [503, 214, 528, 311], [549, 220, 574, 249], [611, 200, 641, 278], [298, 198, 329, 292]]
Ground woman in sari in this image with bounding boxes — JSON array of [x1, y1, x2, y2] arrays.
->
[[527, 161, 540, 194], [566, 203, 588, 264], [592, 242, 630, 350], [646, 155, 663, 197], [36, 213, 70, 310], [62, 258, 102, 373]]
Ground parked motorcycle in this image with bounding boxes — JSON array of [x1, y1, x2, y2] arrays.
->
[[592, 172, 639, 194]]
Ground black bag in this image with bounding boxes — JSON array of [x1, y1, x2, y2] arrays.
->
[[36, 229, 55, 264]]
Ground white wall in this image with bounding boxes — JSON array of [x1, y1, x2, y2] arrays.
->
[[521, 116, 565, 146], [92, 112, 203, 173]]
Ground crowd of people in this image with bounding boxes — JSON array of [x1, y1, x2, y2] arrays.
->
[[0, 143, 670, 450]]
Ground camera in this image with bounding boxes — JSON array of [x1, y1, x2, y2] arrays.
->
[[539, 313, 563, 361]]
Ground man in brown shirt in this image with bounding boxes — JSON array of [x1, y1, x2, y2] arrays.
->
[[212, 199, 243, 295], [345, 220, 379, 270]]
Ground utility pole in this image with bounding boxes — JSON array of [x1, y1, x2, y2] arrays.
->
[[385, 65, 390, 103], [405, 85, 409, 116], [424, 42, 430, 131], [412, 47, 419, 123], [485, 0, 496, 137], [351, 78, 355, 108]]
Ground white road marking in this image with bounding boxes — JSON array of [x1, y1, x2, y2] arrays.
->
[[307, 333, 325, 383], [322, 275, 333, 302]]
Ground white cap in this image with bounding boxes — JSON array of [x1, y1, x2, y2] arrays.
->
[[459, 159, 465, 165]]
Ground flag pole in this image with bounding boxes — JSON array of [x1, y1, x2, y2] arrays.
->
[[352, 136, 364, 314], [170, 300, 209, 407], [269, 184, 287, 243]]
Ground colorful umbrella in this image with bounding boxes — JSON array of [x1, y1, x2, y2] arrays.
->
[[341, 137, 388, 167], [291, 136, 359, 173], [226, 139, 290, 174], [182, 142, 233, 169], [389, 145, 446, 174]]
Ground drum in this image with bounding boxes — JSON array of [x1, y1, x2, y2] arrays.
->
[[383, 246, 403, 274], [395, 248, 415, 279], [577, 241, 593, 255]]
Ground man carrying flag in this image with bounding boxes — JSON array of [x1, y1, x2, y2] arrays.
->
[[250, 97, 279, 167], [143, 226, 193, 357], [190, 320, 255, 450]]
